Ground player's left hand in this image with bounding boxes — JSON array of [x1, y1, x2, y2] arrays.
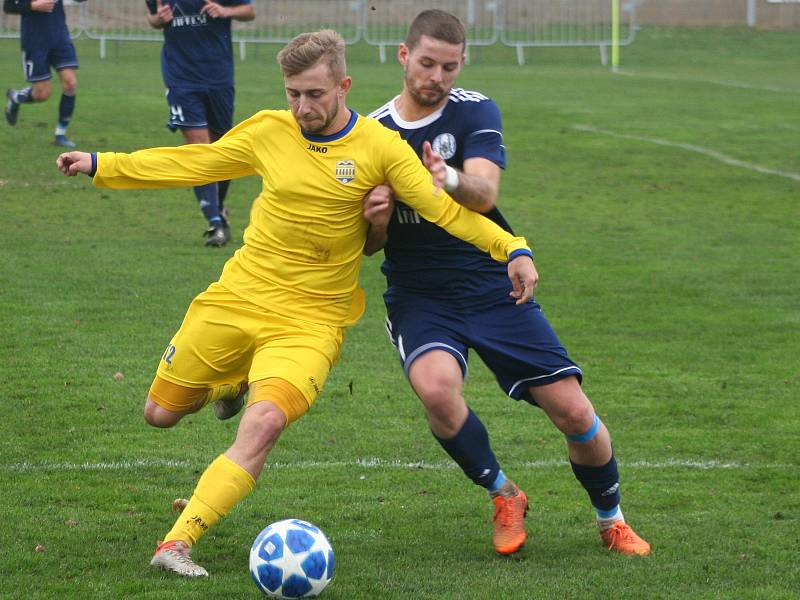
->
[[201, 0, 229, 18], [507, 255, 538, 304], [422, 141, 447, 191], [362, 184, 394, 228]]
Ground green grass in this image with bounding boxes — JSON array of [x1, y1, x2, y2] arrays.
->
[[1, 27, 799, 599]]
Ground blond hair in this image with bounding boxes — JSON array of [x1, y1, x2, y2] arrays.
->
[[277, 29, 347, 81]]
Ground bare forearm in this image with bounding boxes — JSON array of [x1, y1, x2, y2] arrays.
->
[[363, 224, 388, 256], [449, 169, 498, 213]]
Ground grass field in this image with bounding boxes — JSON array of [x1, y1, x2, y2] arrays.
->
[[1, 26, 799, 599]]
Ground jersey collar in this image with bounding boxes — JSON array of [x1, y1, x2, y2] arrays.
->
[[388, 95, 447, 130], [301, 109, 359, 143]]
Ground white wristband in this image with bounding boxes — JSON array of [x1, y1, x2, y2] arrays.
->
[[443, 165, 459, 192]]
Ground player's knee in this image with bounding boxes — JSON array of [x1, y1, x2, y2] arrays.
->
[[143, 397, 183, 428], [561, 404, 595, 435], [244, 406, 286, 453], [562, 406, 599, 441], [32, 87, 51, 102], [415, 377, 454, 407], [62, 80, 77, 95]]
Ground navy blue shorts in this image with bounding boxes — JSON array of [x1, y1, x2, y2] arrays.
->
[[384, 295, 582, 403], [165, 86, 234, 135], [21, 39, 78, 82]]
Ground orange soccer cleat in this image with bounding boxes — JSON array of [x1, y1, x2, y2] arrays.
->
[[491, 486, 529, 555], [600, 522, 651, 556]]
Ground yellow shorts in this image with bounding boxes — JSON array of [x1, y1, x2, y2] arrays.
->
[[156, 282, 345, 410]]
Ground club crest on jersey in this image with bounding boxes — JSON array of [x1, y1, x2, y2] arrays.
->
[[335, 160, 356, 184], [432, 133, 457, 159]]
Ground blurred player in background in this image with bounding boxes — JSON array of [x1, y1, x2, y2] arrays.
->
[[146, 0, 255, 247], [363, 9, 650, 556], [56, 29, 538, 577], [4, 0, 81, 147]]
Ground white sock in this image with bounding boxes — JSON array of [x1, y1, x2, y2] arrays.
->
[[596, 506, 624, 530]]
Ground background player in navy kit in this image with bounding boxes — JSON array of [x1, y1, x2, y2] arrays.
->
[[146, 0, 255, 247], [4, 0, 81, 147], [363, 9, 651, 556]]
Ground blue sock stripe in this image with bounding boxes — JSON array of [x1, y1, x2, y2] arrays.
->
[[596, 505, 620, 519], [488, 470, 506, 493], [567, 414, 600, 443]]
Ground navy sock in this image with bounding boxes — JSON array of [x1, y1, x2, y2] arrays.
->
[[218, 180, 231, 209], [434, 408, 500, 489], [194, 183, 221, 225], [570, 454, 621, 512], [57, 92, 76, 131], [13, 87, 34, 103]]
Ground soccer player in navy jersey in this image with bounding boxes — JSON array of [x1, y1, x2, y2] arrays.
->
[[146, 0, 255, 247], [363, 9, 650, 556], [4, 0, 80, 147]]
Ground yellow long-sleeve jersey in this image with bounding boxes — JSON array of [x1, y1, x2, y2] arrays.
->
[[93, 110, 530, 326]]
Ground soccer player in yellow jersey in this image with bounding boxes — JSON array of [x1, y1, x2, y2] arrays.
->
[[56, 29, 538, 577]]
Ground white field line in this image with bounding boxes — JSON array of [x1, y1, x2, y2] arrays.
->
[[573, 124, 800, 182], [1, 457, 797, 473], [614, 70, 798, 94]]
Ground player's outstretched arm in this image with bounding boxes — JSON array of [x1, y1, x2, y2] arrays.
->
[[507, 252, 539, 305], [56, 151, 93, 177]]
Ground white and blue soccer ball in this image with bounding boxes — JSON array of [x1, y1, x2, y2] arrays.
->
[[249, 519, 334, 598]]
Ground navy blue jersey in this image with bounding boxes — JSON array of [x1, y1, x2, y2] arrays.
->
[[145, 0, 250, 90], [19, 0, 70, 48], [369, 89, 514, 302]]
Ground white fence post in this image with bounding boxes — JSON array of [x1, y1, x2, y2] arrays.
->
[[747, 0, 758, 27]]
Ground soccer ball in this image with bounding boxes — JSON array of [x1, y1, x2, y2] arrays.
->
[[249, 519, 334, 598]]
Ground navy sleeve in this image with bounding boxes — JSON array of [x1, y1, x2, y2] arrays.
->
[[4, 0, 33, 14], [462, 99, 506, 169], [145, 0, 157, 15]]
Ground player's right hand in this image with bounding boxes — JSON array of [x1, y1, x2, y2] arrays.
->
[[31, 0, 56, 13], [422, 141, 447, 190], [56, 152, 93, 177]]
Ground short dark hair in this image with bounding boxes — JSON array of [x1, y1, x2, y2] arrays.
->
[[277, 29, 347, 80], [405, 9, 466, 51]]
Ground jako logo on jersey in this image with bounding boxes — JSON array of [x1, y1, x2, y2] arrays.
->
[[335, 160, 356, 183], [432, 133, 457, 159], [307, 143, 328, 153]]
